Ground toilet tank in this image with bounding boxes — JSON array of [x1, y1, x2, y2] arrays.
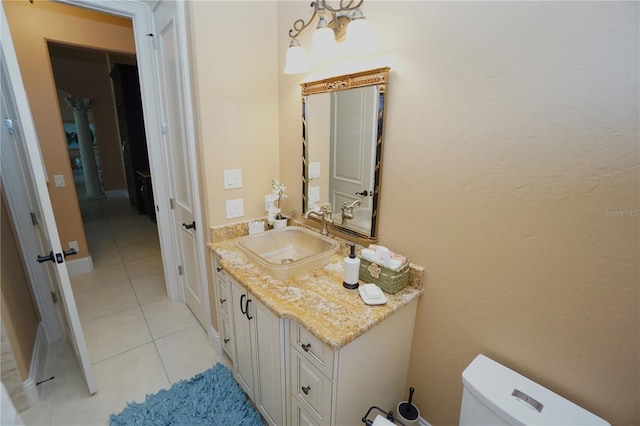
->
[[459, 354, 609, 426]]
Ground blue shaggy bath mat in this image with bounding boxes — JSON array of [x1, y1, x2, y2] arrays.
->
[[110, 363, 263, 425]]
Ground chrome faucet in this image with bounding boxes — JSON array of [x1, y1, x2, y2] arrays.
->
[[304, 203, 334, 235], [341, 199, 361, 224]]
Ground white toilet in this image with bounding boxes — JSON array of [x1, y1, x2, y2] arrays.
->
[[459, 354, 610, 426]]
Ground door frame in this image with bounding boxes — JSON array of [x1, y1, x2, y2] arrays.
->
[[53, 0, 211, 332]]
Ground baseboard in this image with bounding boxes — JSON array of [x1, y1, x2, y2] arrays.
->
[[24, 324, 47, 406], [209, 325, 223, 356], [104, 189, 128, 198], [66, 256, 94, 276]]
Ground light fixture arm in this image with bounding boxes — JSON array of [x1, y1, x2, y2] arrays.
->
[[287, 0, 365, 40]]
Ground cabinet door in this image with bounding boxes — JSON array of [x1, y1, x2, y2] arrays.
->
[[230, 280, 254, 399], [253, 298, 284, 426], [220, 314, 234, 359]]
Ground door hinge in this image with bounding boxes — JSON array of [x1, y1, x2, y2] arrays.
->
[[30, 212, 38, 225], [178, 265, 183, 276], [51, 291, 58, 304], [161, 122, 168, 134], [170, 198, 175, 210], [146, 33, 157, 50], [5, 118, 14, 134]]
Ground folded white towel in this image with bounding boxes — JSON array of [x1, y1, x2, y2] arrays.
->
[[360, 248, 377, 263], [372, 414, 395, 426]]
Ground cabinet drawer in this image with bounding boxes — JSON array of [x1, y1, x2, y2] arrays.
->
[[290, 396, 320, 426], [216, 275, 231, 317], [291, 349, 333, 424], [220, 314, 234, 359], [290, 322, 334, 379]]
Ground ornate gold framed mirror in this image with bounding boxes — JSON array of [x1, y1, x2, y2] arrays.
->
[[301, 67, 389, 242]]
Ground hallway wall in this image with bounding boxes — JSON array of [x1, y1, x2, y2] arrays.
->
[[3, 0, 136, 258], [49, 44, 132, 194]]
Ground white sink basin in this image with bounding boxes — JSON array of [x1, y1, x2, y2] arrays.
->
[[237, 227, 339, 280]]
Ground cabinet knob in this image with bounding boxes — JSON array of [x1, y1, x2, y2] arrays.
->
[[224, 338, 230, 344], [301, 386, 311, 395], [301, 343, 311, 352], [219, 298, 226, 305], [216, 267, 223, 272]]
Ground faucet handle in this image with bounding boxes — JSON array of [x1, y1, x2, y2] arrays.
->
[[319, 203, 332, 214]]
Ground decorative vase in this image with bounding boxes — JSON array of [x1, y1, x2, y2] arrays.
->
[[273, 218, 288, 229]]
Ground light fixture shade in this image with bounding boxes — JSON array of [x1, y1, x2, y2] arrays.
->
[[345, 10, 374, 56], [284, 39, 310, 74], [312, 17, 338, 60]]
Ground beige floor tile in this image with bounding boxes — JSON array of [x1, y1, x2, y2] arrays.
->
[[91, 248, 123, 269], [88, 237, 118, 253], [48, 344, 169, 426], [70, 263, 130, 296], [154, 325, 219, 384], [75, 282, 139, 323], [118, 242, 161, 263], [115, 231, 159, 249], [124, 255, 163, 280], [82, 306, 152, 363], [141, 299, 199, 340], [43, 338, 81, 383], [131, 273, 167, 305]]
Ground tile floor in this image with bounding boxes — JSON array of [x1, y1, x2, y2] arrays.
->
[[20, 196, 230, 426]]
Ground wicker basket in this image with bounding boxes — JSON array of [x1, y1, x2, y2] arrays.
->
[[358, 256, 410, 294]]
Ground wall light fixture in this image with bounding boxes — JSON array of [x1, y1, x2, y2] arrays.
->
[[284, 0, 374, 74]]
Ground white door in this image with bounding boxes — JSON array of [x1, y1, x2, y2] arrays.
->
[[329, 86, 377, 234], [0, 16, 96, 394], [151, 1, 207, 328]]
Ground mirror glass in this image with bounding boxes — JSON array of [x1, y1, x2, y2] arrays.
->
[[302, 68, 389, 242]]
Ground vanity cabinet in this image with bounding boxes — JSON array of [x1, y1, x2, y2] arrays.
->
[[229, 278, 285, 426], [212, 251, 420, 426], [213, 256, 234, 359], [289, 299, 418, 426]]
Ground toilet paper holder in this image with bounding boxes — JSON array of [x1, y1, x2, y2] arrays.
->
[[362, 406, 406, 426]]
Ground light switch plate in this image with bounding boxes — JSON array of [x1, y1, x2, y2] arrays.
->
[[225, 198, 244, 219], [223, 169, 243, 189], [54, 174, 65, 187], [309, 186, 320, 206], [309, 162, 320, 179]]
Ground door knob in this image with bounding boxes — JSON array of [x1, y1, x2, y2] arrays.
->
[[182, 221, 196, 230], [37, 251, 55, 264], [355, 190, 371, 196], [63, 248, 77, 258]]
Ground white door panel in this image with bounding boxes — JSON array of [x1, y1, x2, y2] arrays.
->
[[1, 13, 96, 393], [329, 86, 376, 234], [151, 1, 206, 328]]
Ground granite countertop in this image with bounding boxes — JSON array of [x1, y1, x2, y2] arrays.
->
[[209, 235, 423, 350]]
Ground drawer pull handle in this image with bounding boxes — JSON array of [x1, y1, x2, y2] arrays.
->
[[224, 338, 230, 344], [301, 386, 311, 395], [216, 266, 223, 272], [301, 343, 311, 352], [219, 298, 226, 305]]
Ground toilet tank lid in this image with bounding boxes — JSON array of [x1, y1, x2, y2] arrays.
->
[[462, 354, 609, 426]]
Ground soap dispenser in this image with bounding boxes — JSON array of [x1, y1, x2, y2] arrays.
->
[[343, 243, 360, 289]]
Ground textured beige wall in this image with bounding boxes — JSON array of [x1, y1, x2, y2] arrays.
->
[[188, 1, 280, 328], [278, 1, 639, 425], [3, 1, 135, 258], [1, 190, 40, 382]]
